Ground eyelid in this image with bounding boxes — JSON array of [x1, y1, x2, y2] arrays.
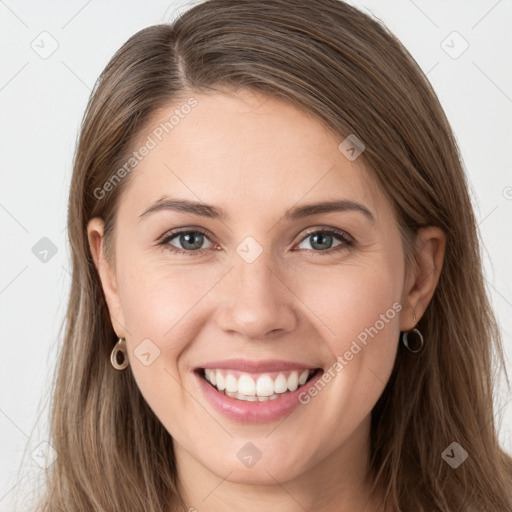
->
[[159, 226, 213, 242]]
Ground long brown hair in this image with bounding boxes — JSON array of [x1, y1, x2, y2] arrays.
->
[[33, 0, 512, 510]]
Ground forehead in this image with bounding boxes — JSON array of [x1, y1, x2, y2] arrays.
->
[[119, 89, 387, 223]]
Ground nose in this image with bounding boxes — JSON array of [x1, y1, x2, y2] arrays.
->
[[214, 253, 298, 341]]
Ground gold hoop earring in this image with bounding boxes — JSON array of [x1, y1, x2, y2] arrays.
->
[[111, 338, 129, 370]]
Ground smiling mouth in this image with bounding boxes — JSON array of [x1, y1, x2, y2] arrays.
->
[[195, 367, 323, 402]]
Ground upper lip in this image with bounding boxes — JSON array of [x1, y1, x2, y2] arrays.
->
[[197, 358, 321, 373]]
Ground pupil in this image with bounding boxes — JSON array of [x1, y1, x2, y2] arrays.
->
[[182, 233, 202, 250], [311, 233, 332, 250]]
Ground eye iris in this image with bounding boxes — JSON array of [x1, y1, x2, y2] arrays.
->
[[310, 232, 333, 250], [180, 232, 203, 250]]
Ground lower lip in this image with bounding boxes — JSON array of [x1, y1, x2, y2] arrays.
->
[[195, 369, 323, 423]]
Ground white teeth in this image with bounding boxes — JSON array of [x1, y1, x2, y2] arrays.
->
[[256, 375, 274, 397], [225, 391, 279, 402], [274, 373, 288, 393], [226, 391, 257, 401], [225, 374, 238, 393], [216, 372, 225, 391], [204, 369, 216, 385], [287, 371, 299, 391], [203, 368, 316, 399], [238, 374, 256, 396]]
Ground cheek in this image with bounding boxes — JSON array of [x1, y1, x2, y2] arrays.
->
[[116, 251, 216, 346], [114, 257, 211, 436], [299, 256, 402, 350], [297, 256, 402, 408], [292, 309, 398, 462]]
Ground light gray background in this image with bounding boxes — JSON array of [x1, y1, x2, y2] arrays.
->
[[1, 1, 511, 510]]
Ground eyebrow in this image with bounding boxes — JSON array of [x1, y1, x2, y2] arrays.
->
[[138, 197, 376, 223]]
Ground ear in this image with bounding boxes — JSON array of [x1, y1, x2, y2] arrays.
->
[[401, 226, 446, 330], [87, 217, 127, 337]]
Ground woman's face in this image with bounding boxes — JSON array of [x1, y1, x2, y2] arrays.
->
[[89, 89, 420, 486]]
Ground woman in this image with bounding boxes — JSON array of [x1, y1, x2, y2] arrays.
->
[[38, 0, 512, 510]]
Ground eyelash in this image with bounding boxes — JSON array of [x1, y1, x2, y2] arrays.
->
[[159, 227, 354, 257]]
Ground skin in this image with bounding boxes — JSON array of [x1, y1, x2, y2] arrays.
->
[[88, 89, 446, 512]]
